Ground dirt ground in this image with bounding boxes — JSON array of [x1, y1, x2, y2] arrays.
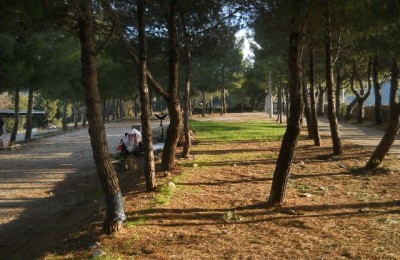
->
[[1, 113, 400, 259]]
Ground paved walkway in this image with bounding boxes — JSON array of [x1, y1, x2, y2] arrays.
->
[[317, 118, 400, 156]]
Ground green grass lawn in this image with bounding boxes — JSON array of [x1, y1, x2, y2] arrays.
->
[[190, 119, 285, 142]]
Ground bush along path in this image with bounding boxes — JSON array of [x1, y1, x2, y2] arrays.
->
[[46, 114, 400, 259]]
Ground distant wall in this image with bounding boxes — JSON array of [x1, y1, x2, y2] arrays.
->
[[349, 105, 390, 123]]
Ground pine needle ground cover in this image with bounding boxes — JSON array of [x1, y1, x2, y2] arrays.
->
[[46, 114, 400, 259]]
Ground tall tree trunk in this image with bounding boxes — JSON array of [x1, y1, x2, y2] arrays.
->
[[161, 0, 182, 171], [82, 106, 87, 127], [201, 87, 206, 117], [317, 84, 325, 116], [302, 66, 313, 139], [220, 88, 224, 115], [24, 86, 34, 140], [285, 82, 289, 118], [138, 0, 156, 190], [182, 37, 192, 158], [77, 2, 125, 234], [73, 102, 79, 129], [62, 95, 68, 131], [365, 60, 399, 170], [134, 96, 139, 117], [268, 6, 305, 205], [102, 99, 107, 122], [324, 7, 343, 155], [111, 99, 116, 120], [241, 90, 245, 112], [9, 87, 20, 144], [119, 99, 125, 118], [335, 67, 342, 120], [373, 55, 382, 125], [223, 89, 227, 114], [308, 31, 321, 146], [277, 77, 283, 124]]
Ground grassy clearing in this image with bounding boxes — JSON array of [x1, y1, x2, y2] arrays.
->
[[153, 172, 188, 205], [190, 119, 285, 142]]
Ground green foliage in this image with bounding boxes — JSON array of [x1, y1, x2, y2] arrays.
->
[[190, 119, 285, 142]]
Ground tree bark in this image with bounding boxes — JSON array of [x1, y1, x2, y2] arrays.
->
[[73, 102, 79, 129], [373, 55, 382, 125], [302, 66, 313, 139], [324, 7, 343, 155], [345, 97, 357, 121], [268, 6, 304, 205], [77, 2, 125, 234], [138, 0, 156, 190], [220, 88, 224, 115], [161, 0, 182, 171], [24, 86, 34, 140], [62, 95, 68, 131], [201, 87, 206, 117], [81, 106, 87, 127], [9, 87, 20, 144], [317, 84, 325, 116], [308, 32, 321, 146], [350, 59, 372, 124], [365, 60, 399, 170], [335, 67, 342, 120], [276, 75, 283, 124], [182, 37, 192, 158], [134, 95, 139, 117]]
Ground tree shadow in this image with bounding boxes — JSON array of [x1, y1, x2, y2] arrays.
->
[[191, 147, 279, 156], [0, 120, 145, 259], [131, 200, 400, 227]]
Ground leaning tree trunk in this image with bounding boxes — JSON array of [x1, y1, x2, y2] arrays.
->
[[365, 60, 400, 170], [161, 0, 182, 171], [268, 10, 304, 206], [373, 55, 382, 125], [345, 97, 357, 121], [324, 7, 343, 156], [24, 86, 34, 140], [138, 0, 156, 190], [78, 2, 125, 234], [350, 59, 372, 124], [308, 31, 321, 146], [9, 87, 20, 144]]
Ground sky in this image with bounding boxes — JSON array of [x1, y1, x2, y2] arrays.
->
[[235, 28, 258, 62]]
